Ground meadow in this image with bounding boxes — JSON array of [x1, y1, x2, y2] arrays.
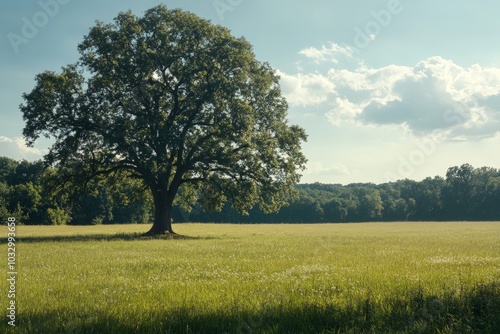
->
[[2, 222, 500, 333]]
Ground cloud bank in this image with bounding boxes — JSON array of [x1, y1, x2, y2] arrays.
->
[[279, 43, 500, 140]]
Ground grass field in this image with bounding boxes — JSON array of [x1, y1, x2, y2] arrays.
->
[[2, 222, 500, 333]]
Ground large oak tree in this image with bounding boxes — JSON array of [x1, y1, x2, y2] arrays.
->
[[21, 5, 307, 235]]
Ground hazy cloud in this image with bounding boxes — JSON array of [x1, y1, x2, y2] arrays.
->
[[0, 136, 47, 160], [305, 161, 351, 176]]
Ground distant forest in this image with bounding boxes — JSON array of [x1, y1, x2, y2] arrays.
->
[[1, 156, 499, 225]]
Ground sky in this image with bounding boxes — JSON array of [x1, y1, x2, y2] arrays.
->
[[1, 0, 500, 185]]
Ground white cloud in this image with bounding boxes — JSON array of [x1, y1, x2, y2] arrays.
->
[[299, 42, 355, 64], [280, 46, 500, 140], [277, 70, 336, 107], [0, 136, 47, 160]]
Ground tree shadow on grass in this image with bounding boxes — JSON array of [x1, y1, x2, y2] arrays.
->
[[10, 233, 214, 244], [4, 283, 499, 334]]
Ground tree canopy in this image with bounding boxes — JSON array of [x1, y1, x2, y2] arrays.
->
[[20, 5, 307, 234]]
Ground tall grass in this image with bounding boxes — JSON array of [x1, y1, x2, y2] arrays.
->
[[2, 222, 499, 333]]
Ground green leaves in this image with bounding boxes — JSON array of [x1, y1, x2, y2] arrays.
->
[[20, 5, 307, 223]]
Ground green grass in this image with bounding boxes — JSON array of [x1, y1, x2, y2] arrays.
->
[[2, 222, 500, 333]]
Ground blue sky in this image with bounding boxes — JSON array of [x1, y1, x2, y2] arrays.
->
[[1, 0, 500, 184]]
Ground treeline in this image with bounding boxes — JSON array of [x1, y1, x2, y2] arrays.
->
[[0, 157, 151, 225], [1, 156, 499, 224], [192, 164, 500, 223]]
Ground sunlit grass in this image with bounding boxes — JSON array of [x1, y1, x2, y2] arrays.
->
[[2, 222, 499, 333]]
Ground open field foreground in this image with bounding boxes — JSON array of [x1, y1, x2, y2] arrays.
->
[[2, 223, 500, 333]]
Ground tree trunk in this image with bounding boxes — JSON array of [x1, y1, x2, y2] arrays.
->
[[146, 187, 175, 235]]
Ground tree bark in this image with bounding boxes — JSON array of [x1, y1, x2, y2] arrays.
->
[[146, 187, 175, 235]]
